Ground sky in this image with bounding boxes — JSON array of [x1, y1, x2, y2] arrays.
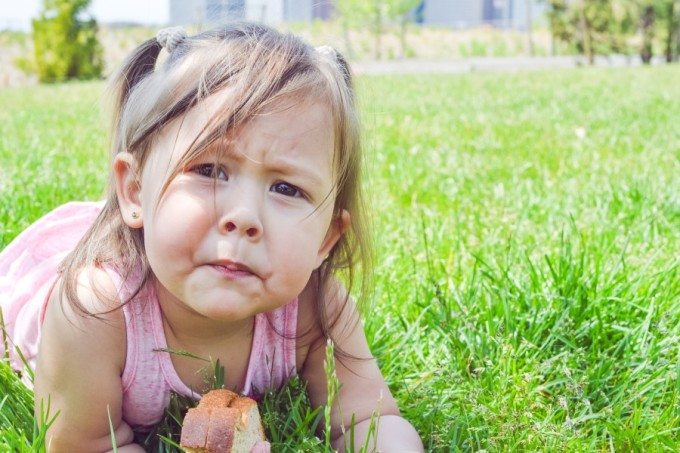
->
[[0, 0, 170, 30]]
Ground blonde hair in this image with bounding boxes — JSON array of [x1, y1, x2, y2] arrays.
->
[[60, 22, 371, 357]]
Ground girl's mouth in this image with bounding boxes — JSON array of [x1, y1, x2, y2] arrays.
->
[[210, 260, 257, 279]]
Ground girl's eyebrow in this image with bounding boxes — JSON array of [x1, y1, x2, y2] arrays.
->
[[267, 157, 327, 186], [204, 145, 328, 187], [210, 137, 330, 186]]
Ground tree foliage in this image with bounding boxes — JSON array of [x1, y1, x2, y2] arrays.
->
[[335, 0, 420, 59], [654, 0, 680, 61], [32, 0, 103, 83], [544, 0, 679, 63]]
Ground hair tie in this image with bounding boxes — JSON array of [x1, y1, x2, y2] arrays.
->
[[156, 26, 187, 53], [316, 45, 336, 59]]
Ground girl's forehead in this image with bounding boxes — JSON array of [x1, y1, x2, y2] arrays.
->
[[191, 91, 330, 150], [230, 102, 335, 177], [236, 101, 333, 148], [146, 90, 335, 177]]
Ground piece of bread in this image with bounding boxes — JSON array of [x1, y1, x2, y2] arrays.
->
[[180, 389, 267, 453]]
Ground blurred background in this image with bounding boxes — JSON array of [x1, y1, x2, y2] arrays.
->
[[1, 2, 679, 451], [0, 0, 678, 86]]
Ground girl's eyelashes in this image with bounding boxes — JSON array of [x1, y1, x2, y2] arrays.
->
[[191, 163, 228, 180], [188, 165, 307, 200], [271, 181, 305, 199]]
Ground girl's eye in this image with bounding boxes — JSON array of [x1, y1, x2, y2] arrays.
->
[[191, 163, 228, 180], [271, 182, 303, 198]]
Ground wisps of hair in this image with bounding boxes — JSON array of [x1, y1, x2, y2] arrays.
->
[[59, 22, 373, 363], [60, 36, 166, 318]]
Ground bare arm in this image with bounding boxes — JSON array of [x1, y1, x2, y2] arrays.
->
[[299, 282, 424, 452], [34, 268, 143, 452], [332, 416, 423, 452]]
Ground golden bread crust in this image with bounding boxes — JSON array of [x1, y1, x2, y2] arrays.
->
[[180, 390, 266, 453]]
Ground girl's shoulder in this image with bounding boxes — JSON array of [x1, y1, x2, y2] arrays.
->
[[34, 265, 130, 450], [59, 265, 126, 314], [43, 266, 127, 372], [295, 278, 318, 371], [294, 274, 360, 371]]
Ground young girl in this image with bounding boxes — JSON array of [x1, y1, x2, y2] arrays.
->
[[0, 23, 423, 452]]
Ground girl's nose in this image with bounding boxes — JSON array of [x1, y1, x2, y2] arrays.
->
[[219, 207, 263, 241]]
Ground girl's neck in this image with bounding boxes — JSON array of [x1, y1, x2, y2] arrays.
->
[[153, 279, 254, 349]]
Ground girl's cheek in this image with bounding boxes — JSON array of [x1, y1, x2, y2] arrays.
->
[[147, 202, 211, 251]]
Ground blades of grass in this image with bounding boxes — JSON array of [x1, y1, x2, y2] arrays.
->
[[0, 361, 34, 436], [359, 406, 380, 453], [323, 339, 338, 450], [153, 348, 209, 362], [12, 345, 34, 384], [33, 396, 59, 452], [107, 405, 118, 453], [1, 307, 8, 362], [259, 375, 324, 449], [157, 434, 182, 449], [349, 413, 355, 452], [135, 390, 197, 452], [212, 358, 224, 389]]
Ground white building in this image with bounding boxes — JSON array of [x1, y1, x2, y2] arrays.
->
[[419, 0, 545, 30], [0, 0, 542, 31], [169, 0, 543, 30], [169, 0, 333, 26]]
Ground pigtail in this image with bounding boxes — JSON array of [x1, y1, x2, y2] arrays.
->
[[116, 38, 162, 109], [57, 38, 164, 319], [106, 38, 163, 151]]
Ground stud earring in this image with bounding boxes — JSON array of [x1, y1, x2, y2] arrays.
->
[[131, 211, 139, 219]]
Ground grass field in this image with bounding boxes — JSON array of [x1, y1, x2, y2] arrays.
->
[[1, 65, 679, 451]]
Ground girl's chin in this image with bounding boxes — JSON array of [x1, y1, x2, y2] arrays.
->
[[193, 304, 253, 323]]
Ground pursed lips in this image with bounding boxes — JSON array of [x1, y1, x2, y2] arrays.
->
[[210, 260, 258, 279]]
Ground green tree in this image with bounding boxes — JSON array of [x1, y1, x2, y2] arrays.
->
[[335, 0, 373, 59], [545, 0, 574, 55], [385, 0, 422, 58], [639, 1, 656, 63], [336, 0, 420, 60], [32, 0, 103, 83], [609, 0, 637, 55], [655, 0, 680, 61], [577, 0, 623, 64], [545, 0, 637, 63], [369, 0, 386, 59]]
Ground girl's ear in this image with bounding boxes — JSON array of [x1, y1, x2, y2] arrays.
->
[[316, 209, 351, 268], [113, 152, 144, 228]]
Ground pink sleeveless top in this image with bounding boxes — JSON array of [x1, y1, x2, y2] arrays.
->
[[105, 264, 297, 428], [0, 201, 298, 429]]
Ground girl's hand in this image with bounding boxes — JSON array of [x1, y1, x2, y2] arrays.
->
[[250, 440, 271, 453]]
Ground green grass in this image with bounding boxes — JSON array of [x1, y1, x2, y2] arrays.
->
[[1, 65, 679, 451]]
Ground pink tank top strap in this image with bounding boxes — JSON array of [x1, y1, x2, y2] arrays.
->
[[243, 298, 298, 397], [104, 264, 298, 428], [103, 265, 198, 428]]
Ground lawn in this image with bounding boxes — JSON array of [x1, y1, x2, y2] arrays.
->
[[1, 65, 679, 451]]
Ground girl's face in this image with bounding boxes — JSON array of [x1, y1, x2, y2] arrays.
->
[[116, 93, 348, 322]]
